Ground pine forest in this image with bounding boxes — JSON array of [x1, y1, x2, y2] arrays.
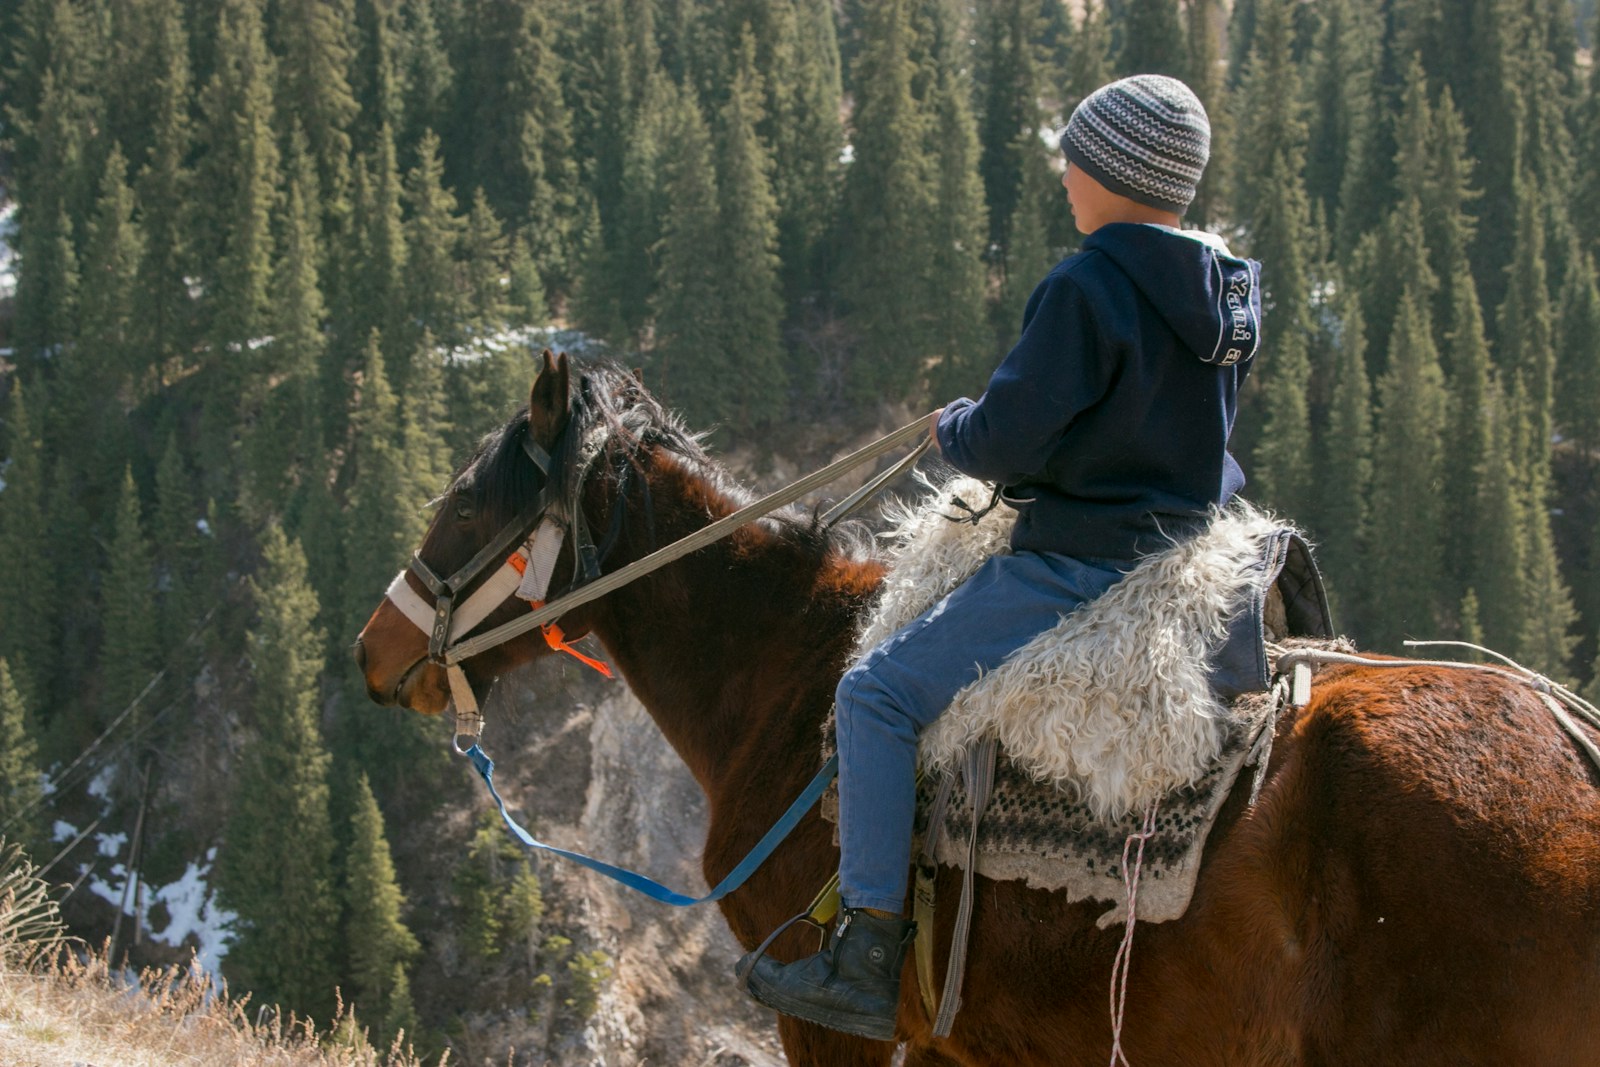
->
[[2, 0, 1600, 1060]]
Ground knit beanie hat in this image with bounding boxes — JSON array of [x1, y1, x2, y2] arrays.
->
[[1062, 74, 1211, 215]]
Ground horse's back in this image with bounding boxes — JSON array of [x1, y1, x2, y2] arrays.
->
[[1217, 663, 1600, 1064], [918, 662, 1600, 1066]]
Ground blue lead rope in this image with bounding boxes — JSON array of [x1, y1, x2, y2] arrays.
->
[[464, 744, 839, 907]]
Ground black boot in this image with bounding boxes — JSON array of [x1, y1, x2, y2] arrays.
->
[[738, 908, 916, 1041]]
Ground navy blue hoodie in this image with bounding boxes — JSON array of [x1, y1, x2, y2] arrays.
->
[[936, 222, 1262, 560]]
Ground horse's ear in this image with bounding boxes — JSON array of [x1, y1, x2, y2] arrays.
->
[[528, 349, 571, 448], [631, 366, 644, 384]]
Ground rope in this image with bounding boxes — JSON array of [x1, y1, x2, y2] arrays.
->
[[1272, 641, 1600, 777], [1109, 799, 1160, 1067], [446, 414, 936, 664]]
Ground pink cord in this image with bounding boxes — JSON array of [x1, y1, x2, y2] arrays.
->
[[1109, 799, 1160, 1067]]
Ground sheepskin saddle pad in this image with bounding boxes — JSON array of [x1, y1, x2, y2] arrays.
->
[[823, 475, 1335, 927]]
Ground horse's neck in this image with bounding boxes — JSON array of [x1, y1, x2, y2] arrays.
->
[[587, 458, 881, 797]]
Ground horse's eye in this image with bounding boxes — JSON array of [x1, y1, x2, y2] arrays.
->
[[455, 502, 475, 522]]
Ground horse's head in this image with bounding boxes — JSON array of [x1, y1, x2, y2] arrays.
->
[[354, 349, 601, 715]]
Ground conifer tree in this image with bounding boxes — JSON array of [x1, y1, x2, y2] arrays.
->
[[1557, 251, 1600, 469], [341, 331, 425, 643], [152, 434, 203, 664], [45, 455, 97, 727], [403, 131, 466, 364], [1364, 292, 1449, 650], [1183, 0, 1229, 228], [1497, 177, 1556, 481], [450, 0, 576, 278], [1516, 488, 1578, 679], [397, 0, 453, 167], [652, 96, 729, 426], [995, 152, 1064, 363], [246, 130, 327, 517], [0, 386, 57, 711], [1234, 0, 1315, 516], [81, 148, 146, 370], [273, 0, 359, 217], [11, 191, 79, 367], [344, 124, 408, 374], [925, 32, 993, 402], [1313, 290, 1372, 624], [344, 773, 420, 1046], [1066, 0, 1112, 105], [766, 0, 845, 300], [840, 0, 935, 402], [1424, 88, 1480, 361], [1439, 261, 1495, 607], [1470, 378, 1529, 653], [129, 0, 194, 391], [0, 661, 44, 858], [352, 0, 403, 150], [1305, 0, 1374, 240], [461, 189, 510, 333], [219, 525, 339, 1021], [99, 467, 160, 729], [714, 33, 788, 434], [976, 0, 1042, 259], [196, 0, 280, 484], [1117, 0, 1185, 77]]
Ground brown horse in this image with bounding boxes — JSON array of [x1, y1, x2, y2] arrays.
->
[[355, 353, 1600, 1066]]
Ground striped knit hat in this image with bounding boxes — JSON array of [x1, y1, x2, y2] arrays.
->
[[1062, 75, 1210, 215]]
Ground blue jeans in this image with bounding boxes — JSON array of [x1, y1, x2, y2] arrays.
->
[[834, 551, 1128, 913]]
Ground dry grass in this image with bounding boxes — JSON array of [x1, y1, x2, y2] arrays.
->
[[0, 842, 434, 1067]]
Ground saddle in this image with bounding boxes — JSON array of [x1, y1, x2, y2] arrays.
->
[[820, 477, 1337, 1031]]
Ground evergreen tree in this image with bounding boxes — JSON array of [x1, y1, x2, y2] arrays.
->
[[1557, 251, 1600, 469], [11, 188, 79, 367], [449, 0, 576, 278], [343, 123, 408, 374], [196, 0, 280, 484], [1440, 260, 1495, 608], [152, 433, 204, 664], [506, 234, 548, 328], [0, 387, 53, 710], [344, 773, 420, 1046], [1313, 289, 1372, 625], [461, 188, 511, 333], [1234, 0, 1315, 516], [839, 0, 936, 402], [99, 467, 160, 729], [78, 144, 143, 403], [1184, 0, 1229, 228], [1497, 176, 1556, 481], [925, 30, 994, 402], [1425, 88, 1480, 362], [1117, 0, 1186, 77], [766, 0, 845, 300], [1066, 0, 1113, 105], [245, 130, 327, 518], [1470, 378, 1529, 653], [1304, 0, 1374, 239], [219, 525, 339, 1021], [396, 0, 453, 167], [272, 0, 359, 217], [352, 0, 403, 150], [1516, 485, 1579, 678], [976, 0, 1042, 259], [713, 33, 788, 434], [129, 0, 195, 391], [402, 131, 465, 362], [1364, 292, 1449, 650], [651, 96, 729, 426], [0, 661, 44, 858]]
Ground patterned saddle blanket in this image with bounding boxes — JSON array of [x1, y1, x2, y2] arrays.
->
[[824, 476, 1336, 926]]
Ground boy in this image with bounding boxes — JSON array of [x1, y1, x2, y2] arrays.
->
[[741, 74, 1262, 1041]]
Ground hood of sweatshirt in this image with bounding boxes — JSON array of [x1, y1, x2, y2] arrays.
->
[[1082, 222, 1263, 367]]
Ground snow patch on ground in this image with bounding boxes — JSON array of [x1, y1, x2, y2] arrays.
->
[[86, 766, 116, 800], [53, 820, 76, 843], [83, 846, 236, 974], [445, 324, 609, 364]]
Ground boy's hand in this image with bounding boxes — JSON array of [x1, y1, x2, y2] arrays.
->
[[927, 407, 944, 452]]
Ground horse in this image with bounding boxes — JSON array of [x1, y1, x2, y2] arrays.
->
[[355, 352, 1600, 1066]]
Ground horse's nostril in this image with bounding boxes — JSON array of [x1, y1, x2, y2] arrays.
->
[[353, 639, 368, 672]]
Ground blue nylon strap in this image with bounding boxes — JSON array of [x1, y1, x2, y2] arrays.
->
[[465, 744, 839, 907]]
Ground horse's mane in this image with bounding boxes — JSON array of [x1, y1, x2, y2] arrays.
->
[[454, 359, 876, 563]]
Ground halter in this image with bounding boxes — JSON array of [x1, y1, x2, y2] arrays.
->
[[383, 430, 614, 747]]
